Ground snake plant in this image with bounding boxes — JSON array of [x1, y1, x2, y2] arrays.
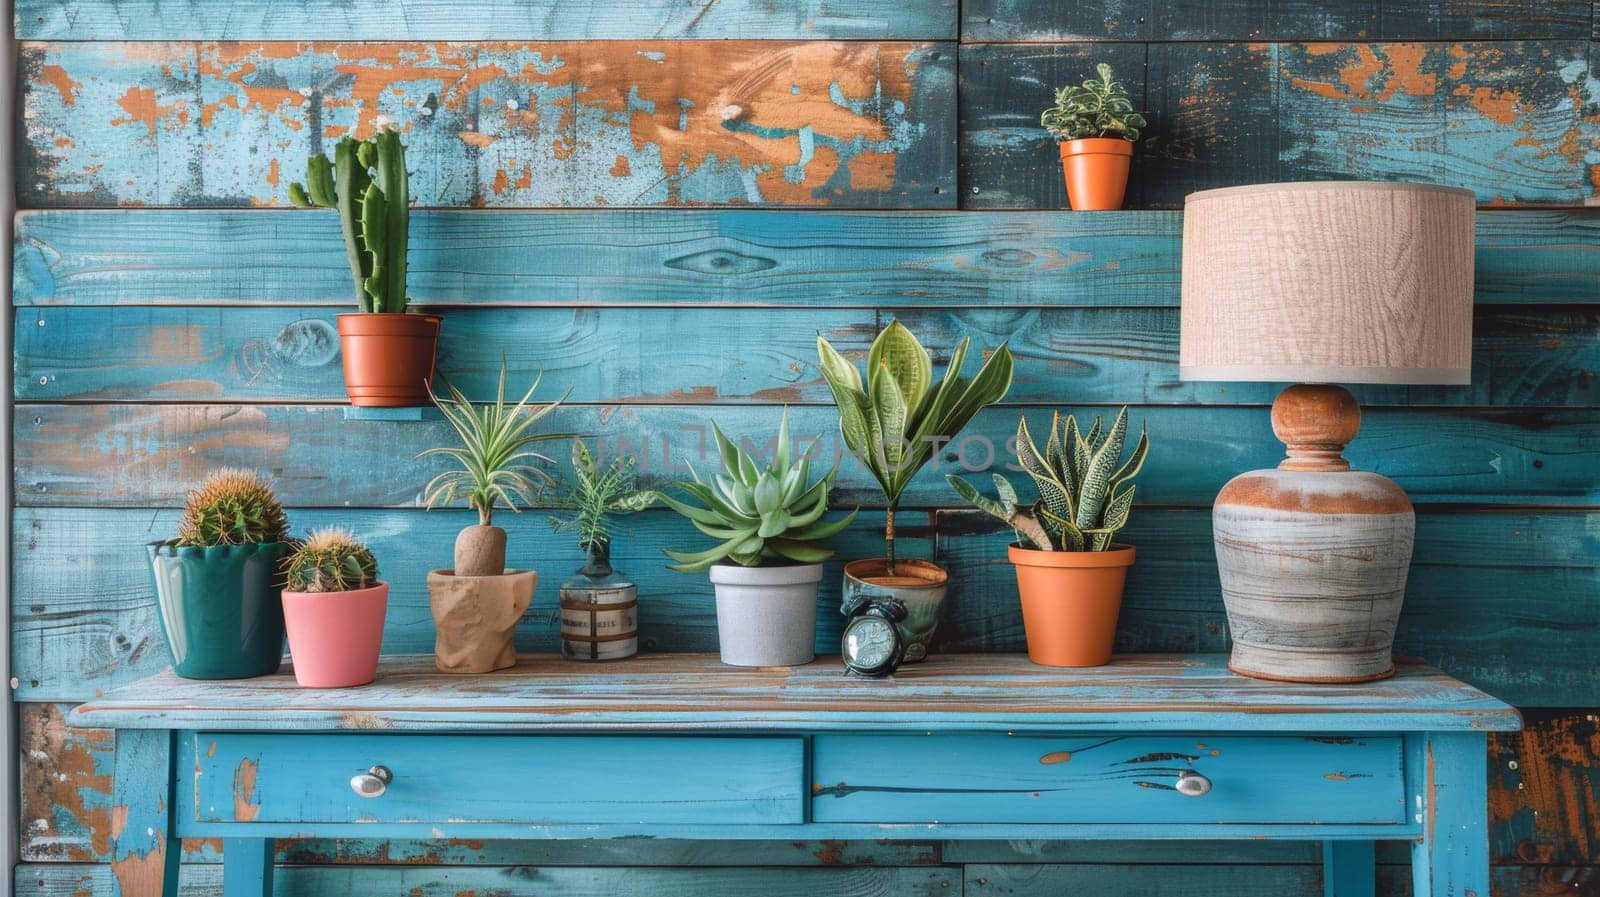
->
[[418, 360, 569, 527], [817, 321, 1013, 574], [655, 411, 858, 572], [289, 128, 410, 313], [948, 407, 1148, 552]]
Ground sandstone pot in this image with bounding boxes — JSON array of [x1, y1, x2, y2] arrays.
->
[[454, 524, 507, 577], [428, 569, 537, 673], [1058, 137, 1134, 211], [336, 312, 441, 407], [840, 558, 948, 663], [1010, 544, 1135, 667]]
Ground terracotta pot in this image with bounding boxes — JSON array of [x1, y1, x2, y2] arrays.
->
[[427, 569, 537, 673], [336, 312, 441, 407], [1058, 138, 1134, 211], [841, 558, 948, 663], [282, 583, 389, 688], [1010, 544, 1136, 667]]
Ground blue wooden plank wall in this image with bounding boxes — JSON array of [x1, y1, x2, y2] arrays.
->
[[9, 2, 1600, 895]]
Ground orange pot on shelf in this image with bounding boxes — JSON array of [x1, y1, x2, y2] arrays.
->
[[1058, 138, 1134, 211], [1010, 543, 1136, 667], [336, 312, 441, 407]]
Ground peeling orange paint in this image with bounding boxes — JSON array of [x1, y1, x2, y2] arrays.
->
[[266, 158, 281, 189], [40, 64, 81, 106], [112, 87, 188, 136], [610, 155, 631, 177], [459, 131, 497, 148], [233, 758, 261, 822], [491, 168, 511, 193]]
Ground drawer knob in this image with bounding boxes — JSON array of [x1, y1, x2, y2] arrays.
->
[[1175, 769, 1211, 797], [350, 766, 392, 798]]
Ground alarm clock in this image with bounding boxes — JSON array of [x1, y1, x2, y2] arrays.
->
[[840, 597, 909, 678]]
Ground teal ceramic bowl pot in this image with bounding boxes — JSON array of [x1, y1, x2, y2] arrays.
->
[[147, 541, 291, 679]]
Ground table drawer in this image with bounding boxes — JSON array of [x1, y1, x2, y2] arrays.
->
[[197, 734, 804, 825], [812, 733, 1405, 824]]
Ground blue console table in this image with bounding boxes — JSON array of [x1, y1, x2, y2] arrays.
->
[[71, 653, 1519, 897]]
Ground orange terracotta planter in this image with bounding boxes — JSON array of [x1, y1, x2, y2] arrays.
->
[[1058, 138, 1134, 211], [336, 312, 441, 407], [1010, 544, 1135, 667], [282, 582, 389, 688]]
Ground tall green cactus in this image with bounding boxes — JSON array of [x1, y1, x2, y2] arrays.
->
[[949, 407, 1148, 552], [288, 129, 410, 314]]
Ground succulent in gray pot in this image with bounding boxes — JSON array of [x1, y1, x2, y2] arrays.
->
[[655, 411, 858, 667], [147, 469, 293, 679], [817, 321, 1013, 662], [419, 360, 568, 673]]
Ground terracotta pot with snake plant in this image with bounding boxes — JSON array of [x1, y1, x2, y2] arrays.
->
[[419, 361, 568, 673], [816, 321, 1013, 663], [950, 407, 1149, 668]]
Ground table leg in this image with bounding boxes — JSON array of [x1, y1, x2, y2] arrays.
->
[[109, 730, 180, 897], [1411, 731, 1491, 897], [1323, 840, 1375, 897], [223, 838, 275, 896]]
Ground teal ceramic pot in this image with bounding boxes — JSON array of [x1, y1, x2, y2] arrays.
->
[[147, 541, 291, 679], [841, 557, 949, 663]]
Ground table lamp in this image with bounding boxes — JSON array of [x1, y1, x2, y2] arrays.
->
[[1180, 182, 1475, 683]]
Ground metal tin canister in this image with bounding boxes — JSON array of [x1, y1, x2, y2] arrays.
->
[[558, 571, 638, 661]]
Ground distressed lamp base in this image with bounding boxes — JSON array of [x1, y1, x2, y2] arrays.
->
[[1213, 384, 1415, 683]]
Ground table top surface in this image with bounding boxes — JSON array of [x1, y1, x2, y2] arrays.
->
[[71, 653, 1521, 733]]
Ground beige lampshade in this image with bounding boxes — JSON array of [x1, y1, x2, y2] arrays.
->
[[1180, 181, 1475, 385]]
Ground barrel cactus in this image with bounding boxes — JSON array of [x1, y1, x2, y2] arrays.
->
[[948, 407, 1148, 552], [176, 468, 290, 547], [285, 528, 379, 593], [655, 411, 858, 572], [288, 128, 410, 313]]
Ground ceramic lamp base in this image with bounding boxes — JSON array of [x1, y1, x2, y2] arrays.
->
[[1214, 385, 1415, 683]]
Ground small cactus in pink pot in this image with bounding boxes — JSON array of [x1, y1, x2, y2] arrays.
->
[[281, 528, 389, 688]]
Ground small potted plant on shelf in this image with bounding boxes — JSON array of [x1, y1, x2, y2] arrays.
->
[[654, 411, 857, 667], [420, 361, 567, 673], [1041, 63, 1147, 211], [281, 528, 388, 688], [289, 127, 440, 407], [549, 441, 656, 661], [948, 407, 1148, 667], [147, 469, 293, 679], [817, 320, 1013, 662]]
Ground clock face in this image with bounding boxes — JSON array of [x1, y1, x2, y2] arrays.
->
[[843, 617, 897, 671]]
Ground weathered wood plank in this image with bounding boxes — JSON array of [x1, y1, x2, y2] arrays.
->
[[15, 209, 1595, 308], [15, 0, 957, 40], [961, 41, 1600, 209], [963, 863, 1599, 896], [18, 41, 956, 209], [961, 1, 1594, 41], [935, 509, 1600, 708], [14, 863, 963, 896], [18, 305, 1600, 407], [15, 404, 1600, 509], [11, 507, 930, 700]]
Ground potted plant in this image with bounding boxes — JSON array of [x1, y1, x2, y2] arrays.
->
[[816, 321, 1013, 662], [281, 528, 388, 688], [1041, 63, 1147, 211], [420, 361, 567, 673], [549, 441, 656, 661], [147, 469, 293, 679], [654, 411, 858, 667], [949, 407, 1149, 667], [289, 127, 441, 407]]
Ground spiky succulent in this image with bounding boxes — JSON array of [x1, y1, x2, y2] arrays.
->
[[176, 468, 290, 547], [1041, 63, 1147, 142], [948, 407, 1148, 552], [655, 411, 858, 572], [284, 528, 379, 593], [549, 440, 655, 555]]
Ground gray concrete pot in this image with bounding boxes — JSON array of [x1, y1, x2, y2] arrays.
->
[[707, 563, 822, 667]]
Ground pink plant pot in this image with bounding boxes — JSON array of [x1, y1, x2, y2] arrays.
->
[[282, 583, 389, 688]]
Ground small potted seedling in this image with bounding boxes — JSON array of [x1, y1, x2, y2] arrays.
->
[[948, 407, 1148, 667], [549, 441, 656, 661], [1041, 63, 1147, 211], [290, 128, 441, 406], [420, 360, 567, 673], [147, 469, 293, 679], [281, 528, 388, 688], [817, 320, 1013, 662], [655, 411, 857, 667]]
